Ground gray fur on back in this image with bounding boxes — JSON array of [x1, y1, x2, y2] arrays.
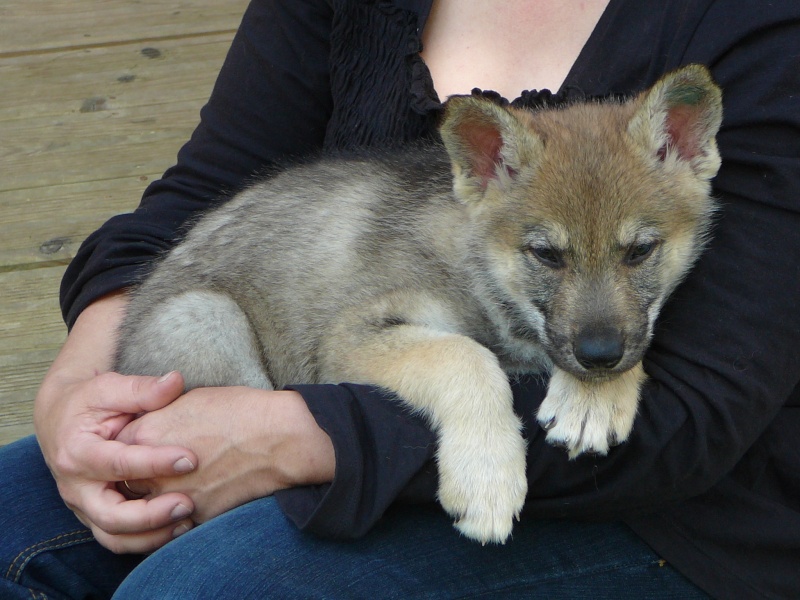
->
[[115, 144, 501, 389]]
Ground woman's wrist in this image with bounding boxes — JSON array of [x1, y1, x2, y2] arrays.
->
[[249, 389, 336, 490]]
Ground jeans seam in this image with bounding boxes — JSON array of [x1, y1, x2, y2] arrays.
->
[[456, 557, 666, 599], [6, 529, 94, 584]]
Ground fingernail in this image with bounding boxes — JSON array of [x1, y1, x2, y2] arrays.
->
[[158, 371, 176, 384], [173, 457, 195, 473], [171, 503, 192, 521], [172, 523, 192, 538]]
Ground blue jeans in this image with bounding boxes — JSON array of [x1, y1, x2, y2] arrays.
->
[[0, 436, 709, 599]]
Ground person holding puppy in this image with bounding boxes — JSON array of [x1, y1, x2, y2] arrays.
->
[[2, 1, 798, 598]]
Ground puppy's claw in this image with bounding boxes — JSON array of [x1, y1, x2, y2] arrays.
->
[[541, 417, 557, 431]]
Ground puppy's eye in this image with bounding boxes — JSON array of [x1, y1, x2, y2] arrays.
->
[[528, 245, 564, 269], [625, 241, 658, 266]]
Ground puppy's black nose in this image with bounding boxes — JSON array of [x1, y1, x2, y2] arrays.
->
[[574, 327, 624, 370]]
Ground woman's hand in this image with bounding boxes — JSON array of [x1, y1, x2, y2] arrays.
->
[[34, 293, 199, 554], [115, 384, 336, 524]]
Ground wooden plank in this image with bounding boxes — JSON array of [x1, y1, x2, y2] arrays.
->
[[0, 0, 248, 55], [2, 97, 212, 190], [0, 36, 233, 191], [0, 266, 67, 445], [0, 35, 234, 194], [0, 350, 57, 445], [0, 35, 235, 268], [0, 175, 158, 270], [0, 266, 66, 357], [0, 34, 235, 122]]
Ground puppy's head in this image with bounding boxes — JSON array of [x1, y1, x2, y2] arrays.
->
[[440, 65, 722, 379]]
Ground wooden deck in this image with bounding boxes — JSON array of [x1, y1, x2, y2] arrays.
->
[[0, 0, 249, 444]]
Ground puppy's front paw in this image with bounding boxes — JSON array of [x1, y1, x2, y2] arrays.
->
[[436, 413, 527, 544], [537, 364, 645, 458]]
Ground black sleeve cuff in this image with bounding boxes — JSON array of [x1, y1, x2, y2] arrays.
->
[[275, 383, 437, 538]]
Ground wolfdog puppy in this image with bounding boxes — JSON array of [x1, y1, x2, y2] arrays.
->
[[115, 65, 722, 543]]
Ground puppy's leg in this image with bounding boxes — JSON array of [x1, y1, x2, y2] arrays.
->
[[321, 324, 527, 544], [536, 363, 645, 458], [116, 290, 273, 391]]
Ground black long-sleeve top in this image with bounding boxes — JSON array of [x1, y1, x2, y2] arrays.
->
[[61, 1, 800, 597]]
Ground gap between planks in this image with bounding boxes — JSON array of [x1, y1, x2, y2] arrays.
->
[[0, 29, 239, 61]]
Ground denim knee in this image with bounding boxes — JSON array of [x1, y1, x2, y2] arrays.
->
[[0, 436, 140, 599]]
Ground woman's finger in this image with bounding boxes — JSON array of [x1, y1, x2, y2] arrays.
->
[[71, 436, 196, 482], [78, 484, 194, 537], [73, 504, 195, 555]]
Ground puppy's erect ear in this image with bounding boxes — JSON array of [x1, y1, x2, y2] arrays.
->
[[440, 96, 543, 203], [628, 64, 723, 181]]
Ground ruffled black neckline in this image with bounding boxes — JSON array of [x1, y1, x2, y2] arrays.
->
[[470, 86, 588, 110]]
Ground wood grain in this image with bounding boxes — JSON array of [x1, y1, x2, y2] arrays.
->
[[0, 0, 248, 445]]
